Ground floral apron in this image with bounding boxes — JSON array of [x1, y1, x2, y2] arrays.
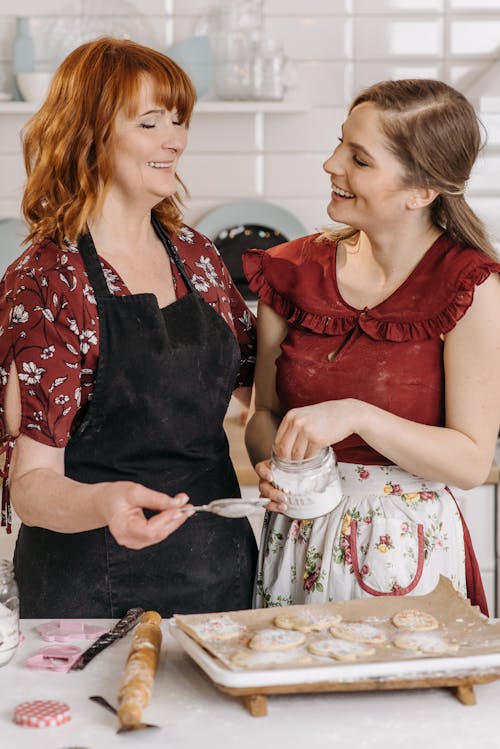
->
[[254, 463, 467, 608]]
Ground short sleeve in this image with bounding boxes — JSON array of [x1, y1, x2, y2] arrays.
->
[[243, 234, 500, 341], [0, 240, 98, 448], [242, 234, 355, 335]]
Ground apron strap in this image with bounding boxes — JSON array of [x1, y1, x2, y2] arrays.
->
[[77, 233, 113, 298], [78, 216, 197, 297], [151, 215, 197, 293]]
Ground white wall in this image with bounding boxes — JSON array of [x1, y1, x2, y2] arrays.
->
[[0, 0, 499, 240]]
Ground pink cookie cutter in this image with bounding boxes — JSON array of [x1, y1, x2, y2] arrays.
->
[[36, 620, 108, 642], [25, 645, 82, 672]]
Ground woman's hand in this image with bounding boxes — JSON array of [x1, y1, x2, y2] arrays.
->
[[10, 435, 194, 544], [274, 399, 360, 460], [99, 482, 194, 550], [255, 460, 288, 514]]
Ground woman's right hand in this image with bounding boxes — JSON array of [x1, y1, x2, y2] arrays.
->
[[255, 460, 288, 514], [100, 482, 194, 550], [10, 434, 194, 545]]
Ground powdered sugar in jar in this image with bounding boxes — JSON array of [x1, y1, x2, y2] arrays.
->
[[270, 446, 343, 519]]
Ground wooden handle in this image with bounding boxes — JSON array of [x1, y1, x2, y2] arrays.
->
[[117, 610, 162, 729]]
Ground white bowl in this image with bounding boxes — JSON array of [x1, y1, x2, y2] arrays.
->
[[16, 72, 53, 103]]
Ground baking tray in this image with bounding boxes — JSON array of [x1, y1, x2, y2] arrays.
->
[[170, 578, 500, 714], [169, 622, 500, 689]]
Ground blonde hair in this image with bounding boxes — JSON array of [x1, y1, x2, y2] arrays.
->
[[21, 36, 196, 246], [323, 79, 497, 259]]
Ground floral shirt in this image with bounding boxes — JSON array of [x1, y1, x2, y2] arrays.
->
[[0, 224, 256, 458]]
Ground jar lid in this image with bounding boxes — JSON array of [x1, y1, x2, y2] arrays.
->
[[13, 699, 71, 728], [271, 446, 334, 472]]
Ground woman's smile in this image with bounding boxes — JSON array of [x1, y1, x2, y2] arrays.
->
[[331, 182, 355, 199], [145, 160, 175, 169]]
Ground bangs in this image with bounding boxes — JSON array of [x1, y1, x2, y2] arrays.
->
[[118, 55, 196, 126]]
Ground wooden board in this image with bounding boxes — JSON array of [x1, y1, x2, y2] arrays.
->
[[217, 673, 500, 716]]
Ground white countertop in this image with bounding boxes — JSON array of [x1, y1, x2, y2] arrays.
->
[[1, 619, 499, 749]]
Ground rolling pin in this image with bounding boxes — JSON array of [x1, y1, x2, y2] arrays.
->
[[117, 610, 162, 729]]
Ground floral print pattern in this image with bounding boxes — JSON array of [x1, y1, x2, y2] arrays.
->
[[254, 463, 466, 607], [0, 226, 256, 454], [303, 547, 325, 593]]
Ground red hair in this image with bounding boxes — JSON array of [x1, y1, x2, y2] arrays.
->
[[21, 36, 196, 246]]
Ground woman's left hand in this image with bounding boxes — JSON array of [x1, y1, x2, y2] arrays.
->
[[254, 459, 288, 514], [274, 399, 360, 460]]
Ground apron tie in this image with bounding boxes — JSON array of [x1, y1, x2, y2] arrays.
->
[[0, 437, 14, 533]]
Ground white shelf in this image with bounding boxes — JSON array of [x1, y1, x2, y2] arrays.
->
[[195, 98, 310, 113], [0, 99, 311, 115]]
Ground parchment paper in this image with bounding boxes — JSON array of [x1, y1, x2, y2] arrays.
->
[[174, 577, 500, 673]]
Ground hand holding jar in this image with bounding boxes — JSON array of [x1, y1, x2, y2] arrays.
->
[[273, 399, 362, 460], [270, 447, 343, 520]]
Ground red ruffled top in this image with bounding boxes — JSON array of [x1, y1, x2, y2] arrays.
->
[[243, 233, 500, 465]]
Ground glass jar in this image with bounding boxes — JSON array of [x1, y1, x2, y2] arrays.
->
[[207, 0, 264, 100], [270, 447, 343, 519], [0, 560, 19, 666], [251, 38, 296, 101]]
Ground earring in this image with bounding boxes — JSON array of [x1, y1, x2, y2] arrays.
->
[[412, 202, 417, 208]]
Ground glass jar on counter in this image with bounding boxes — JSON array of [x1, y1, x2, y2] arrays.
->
[[0, 560, 19, 666], [270, 446, 343, 520]]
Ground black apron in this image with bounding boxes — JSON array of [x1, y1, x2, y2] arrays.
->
[[14, 217, 257, 617]]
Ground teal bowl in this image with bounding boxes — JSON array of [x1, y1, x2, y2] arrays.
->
[[166, 35, 214, 98]]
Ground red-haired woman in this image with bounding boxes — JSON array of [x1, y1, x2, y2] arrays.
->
[[0, 37, 257, 617]]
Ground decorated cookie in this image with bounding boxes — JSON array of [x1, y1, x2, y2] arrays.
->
[[230, 648, 312, 668], [391, 609, 439, 631], [190, 616, 246, 641], [307, 637, 376, 661], [274, 612, 342, 634], [329, 621, 387, 645], [393, 630, 459, 655], [248, 628, 306, 652]]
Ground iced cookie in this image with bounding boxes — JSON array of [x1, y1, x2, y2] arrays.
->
[[393, 630, 459, 655], [274, 611, 342, 634], [391, 609, 439, 631], [231, 649, 312, 668], [307, 637, 376, 661], [329, 621, 387, 645], [190, 616, 246, 641], [248, 628, 306, 652]]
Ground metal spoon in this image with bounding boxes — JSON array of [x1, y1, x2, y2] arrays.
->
[[89, 695, 160, 733], [183, 497, 269, 518]]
